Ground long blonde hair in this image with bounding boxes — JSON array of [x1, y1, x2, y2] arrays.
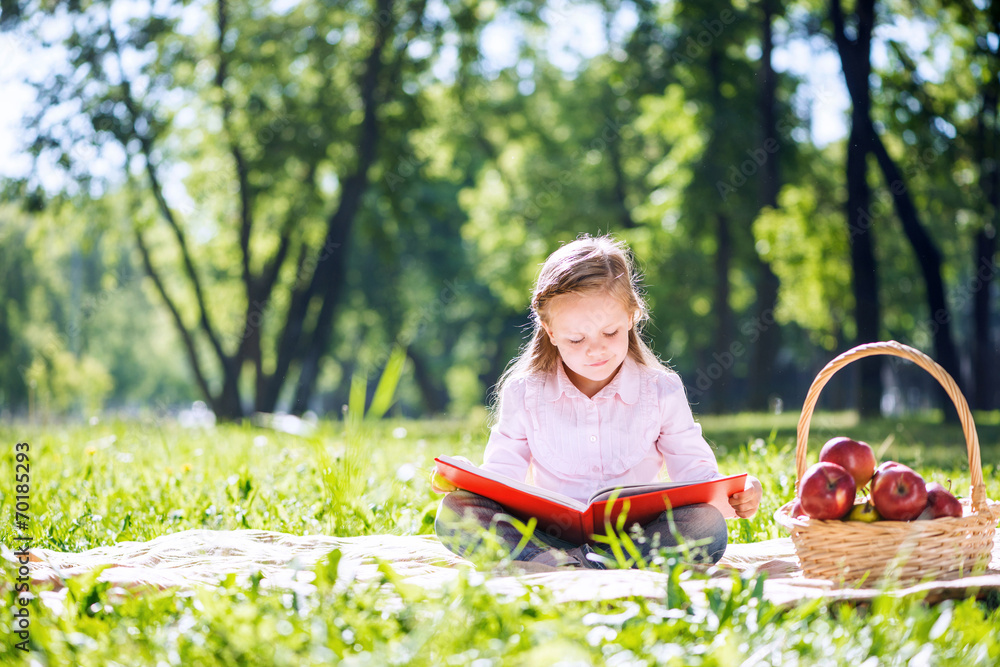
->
[[490, 234, 668, 421]]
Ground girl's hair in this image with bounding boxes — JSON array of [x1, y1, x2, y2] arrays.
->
[[490, 234, 668, 420]]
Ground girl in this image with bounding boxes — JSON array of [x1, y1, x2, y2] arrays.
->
[[434, 234, 762, 569]]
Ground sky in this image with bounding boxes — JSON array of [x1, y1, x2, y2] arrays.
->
[[0, 25, 37, 179], [0, 1, 860, 185]]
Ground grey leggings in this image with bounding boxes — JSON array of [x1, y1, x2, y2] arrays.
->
[[435, 489, 729, 565]]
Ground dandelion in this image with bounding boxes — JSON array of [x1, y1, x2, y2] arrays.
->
[[85, 445, 97, 456], [182, 463, 192, 472]]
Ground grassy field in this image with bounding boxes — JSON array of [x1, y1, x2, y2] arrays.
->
[[1, 410, 999, 665]]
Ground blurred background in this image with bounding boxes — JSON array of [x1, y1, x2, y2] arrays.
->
[[0, 0, 996, 423]]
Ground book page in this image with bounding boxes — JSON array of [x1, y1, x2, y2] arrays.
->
[[587, 480, 692, 504], [436, 456, 588, 511], [585, 473, 746, 520]]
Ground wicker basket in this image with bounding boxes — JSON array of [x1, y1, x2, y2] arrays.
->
[[774, 340, 1000, 584]]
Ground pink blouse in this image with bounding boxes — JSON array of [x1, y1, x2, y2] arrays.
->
[[481, 356, 722, 504]]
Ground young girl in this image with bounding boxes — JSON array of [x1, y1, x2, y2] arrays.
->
[[434, 235, 762, 569]]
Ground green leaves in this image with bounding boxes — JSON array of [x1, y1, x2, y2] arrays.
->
[[367, 345, 407, 420], [313, 548, 342, 590], [753, 180, 852, 347], [347, 344, 408, 424]]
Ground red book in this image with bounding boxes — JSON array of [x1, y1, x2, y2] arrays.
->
[[434, 456, 747, 545]]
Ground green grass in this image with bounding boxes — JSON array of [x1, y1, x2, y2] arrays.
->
[[1, 411, 999, 665]]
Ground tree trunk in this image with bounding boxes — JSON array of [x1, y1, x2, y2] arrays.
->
[[832, 0, 882, 418], [277, 0, 395, 415], [869, 132, 960, 420], [407, 347, 449, 414], [747, 0, 782, 412], [749, 264, 781, 409], [711, 211, 734, 413], [290, 210, 355, 413], [973, 59, 999, 409], [846, 126, 882, 418], [216, 357, 244, 418], [973, 228, 996, 408], [705, 44, 734, 413]]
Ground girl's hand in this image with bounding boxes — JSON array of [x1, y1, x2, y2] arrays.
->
[[430, 470, 458, 494], [429, 455, 473, 494], [729, 475, 763, 518]]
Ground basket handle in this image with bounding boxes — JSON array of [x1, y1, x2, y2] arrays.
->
[[796, 340, 988, 512]]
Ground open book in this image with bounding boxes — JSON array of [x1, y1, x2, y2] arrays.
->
[[434, 455, 747, 545]]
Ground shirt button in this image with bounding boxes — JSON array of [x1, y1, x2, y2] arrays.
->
[[589, 435, 596, 442], [591, 465, 600, 473]]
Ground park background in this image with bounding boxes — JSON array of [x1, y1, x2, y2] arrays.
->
[[4, 2, 1000, 665], [0, 0, 997, 426]]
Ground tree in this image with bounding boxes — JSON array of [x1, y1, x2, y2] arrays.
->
[[11, 0, 458, 419], [936, 0, 1000, 409], [971, 0, 1000, 409], [649, 0, 795, 412], [830, 0, 961, 417], [829, 0, 883, 418], [746, 0, 784, 412], [0, 194, 197, 418]]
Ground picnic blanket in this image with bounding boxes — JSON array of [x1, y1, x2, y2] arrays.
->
[[4, 529, 1000, 613]]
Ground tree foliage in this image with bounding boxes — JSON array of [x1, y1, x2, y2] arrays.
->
[[1, 0, 998, 420]]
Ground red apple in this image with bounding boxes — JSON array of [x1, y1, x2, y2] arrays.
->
[[874, 460, 912, 474], [870, 460, 913, 489], [799, 462, 857, 520], [819, 437, 877, 488], [925, 482, 963, 519], [870, 466, 928, 521]]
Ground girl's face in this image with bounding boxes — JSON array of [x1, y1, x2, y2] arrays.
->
[[542, 292, 634, 397]]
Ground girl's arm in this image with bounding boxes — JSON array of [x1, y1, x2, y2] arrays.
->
[[655, 373, 723, 482], [480, 378, 532, 482], [655, 373, 764, 517]]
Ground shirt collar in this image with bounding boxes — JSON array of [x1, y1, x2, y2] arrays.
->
[[544, 355, 641, 404]]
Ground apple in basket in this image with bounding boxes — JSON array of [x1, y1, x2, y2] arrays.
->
[[870, 463, 928, 521], [925, 482, 963, 519], [819, 437, 877, 488], [799, 462, 857, 520], [871, 460, 914, 485], [846, 499, 881, 522]]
